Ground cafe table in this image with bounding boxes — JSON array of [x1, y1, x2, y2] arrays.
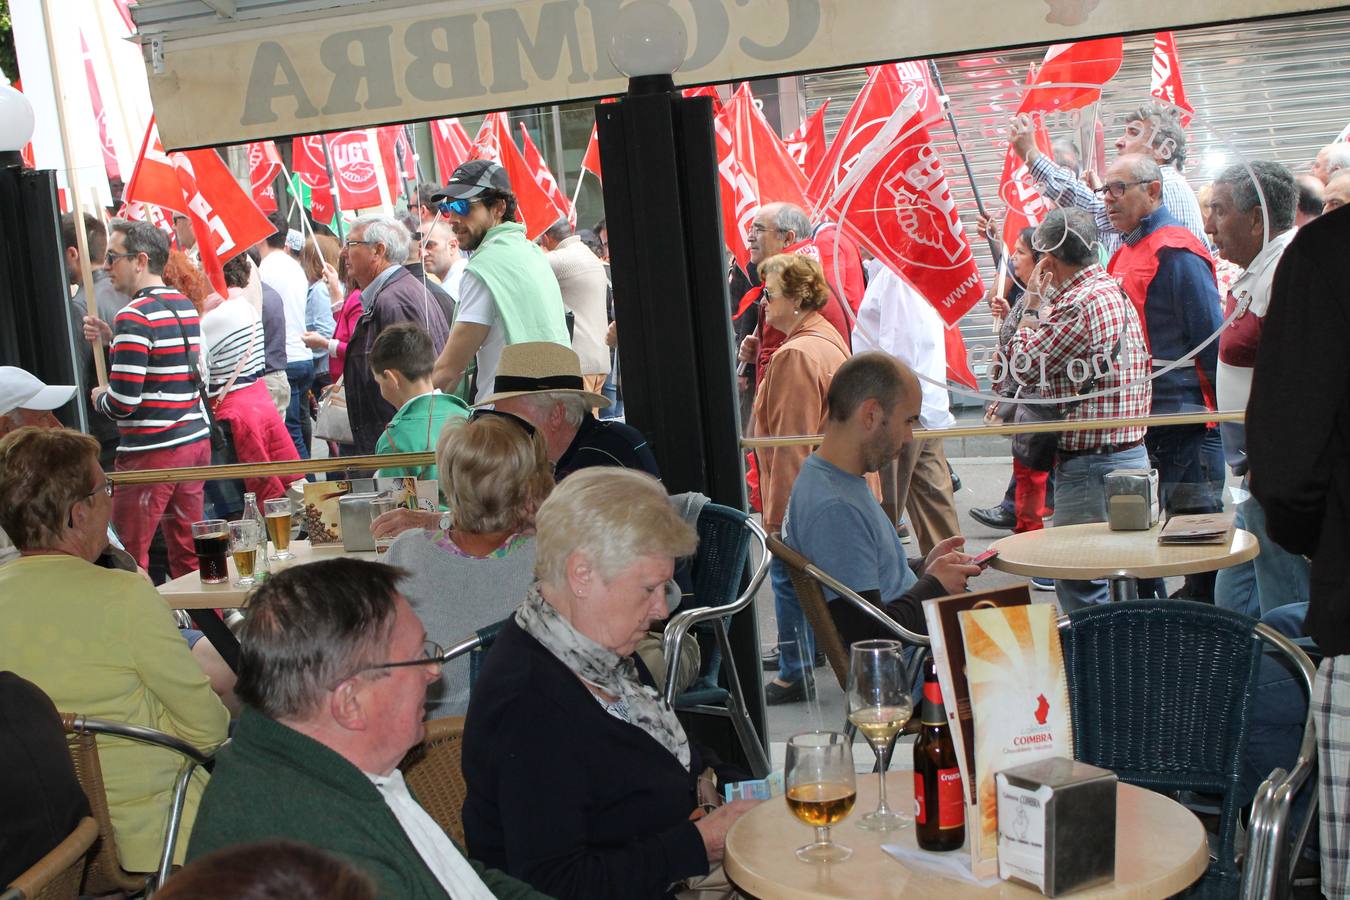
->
[[988, 522, 1258, 602], [723, 773, 1208, 899], [157, 539, 379, 609]]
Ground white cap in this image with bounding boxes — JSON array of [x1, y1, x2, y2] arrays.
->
[[0, 367, 77, 417]]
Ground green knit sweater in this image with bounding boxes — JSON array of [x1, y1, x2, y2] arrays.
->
[[187, 708, 550, 900], [463, 222, 569, 345]]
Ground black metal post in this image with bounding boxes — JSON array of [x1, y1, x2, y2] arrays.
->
[[0, 156, 83, 428], [598, 83, 767, 762]]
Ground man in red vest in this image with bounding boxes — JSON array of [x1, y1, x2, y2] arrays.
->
[[1104, 153, 1223, 597]]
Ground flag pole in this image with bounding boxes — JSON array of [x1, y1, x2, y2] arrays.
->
[[926, 60, 1002, 269], [39, 0, 106, 388], [318, 137, 347, 241]]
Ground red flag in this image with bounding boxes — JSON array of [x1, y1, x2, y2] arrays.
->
[[1023, 38, 1124, 112], [944, 325, 978, 391], [519, 123, 574, 228], [472, 113, 565, 240], [817, 91, 986, 327], [726, 83, 809, 212], [807, 62, 943, 211], [375, 125, 413, 201], [580, 124, 602, 185], [997, 70, 1059, 266], [429, 118, 474, 181], [784, 100, 830, 181], [247, 141, 282, 213], [326, 130, 391, 211], [125, 118, 274, 295], [711, 104, 759, 271], [80, 33, 119, 181], [291, 135, 335, 222], [1149, 32, 1194, 125]]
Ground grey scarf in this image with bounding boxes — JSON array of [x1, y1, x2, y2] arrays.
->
[[515, 587, 691, 769]]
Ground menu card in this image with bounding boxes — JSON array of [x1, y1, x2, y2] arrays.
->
[[1157, 510, 1236, 545], [922, 585, 1032, 879], [960, 603, 1074, 880]]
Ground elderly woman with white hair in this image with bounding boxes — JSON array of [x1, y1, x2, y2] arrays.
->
[[462, 468, 756, 900], [339, 214, 452, 455]]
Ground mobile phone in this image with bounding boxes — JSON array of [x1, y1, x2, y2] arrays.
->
[[972, 548, 999, 569]]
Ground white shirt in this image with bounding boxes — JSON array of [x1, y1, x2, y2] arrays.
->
[[258, 250, 312, 364], [366, 768, 496, 900], [443, 258, 469, 305], [455, 271, 506, 404], [852, 260, 955, 430]]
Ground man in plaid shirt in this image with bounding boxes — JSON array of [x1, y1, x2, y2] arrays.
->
[[1008, 208, 1152, 610]]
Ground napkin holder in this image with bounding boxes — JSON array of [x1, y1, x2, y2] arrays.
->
[[1104, 468, 1159, 531], [996, 757, 1116, 896], [339, 492, 384, 552]]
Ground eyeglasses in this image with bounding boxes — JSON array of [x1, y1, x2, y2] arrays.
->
[[342, 239, 374, 250], [361, 639, 448, 674], [438, 199, 474, 217], [105, 251, 138, 265], [468, 407, 538, 438], [749, 224, 784, 236], [1093, 179, 1152, 199], [85, 478, 114, 499]]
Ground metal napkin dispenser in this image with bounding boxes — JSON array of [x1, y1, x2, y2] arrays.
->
[[339, 492, 383, 552], [1104, 468, 1159, 531]]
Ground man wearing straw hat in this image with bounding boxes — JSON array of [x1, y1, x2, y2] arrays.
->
[[429, 161, 569, 405], [476, 342, 659, 481]]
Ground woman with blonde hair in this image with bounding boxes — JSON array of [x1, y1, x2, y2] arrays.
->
[[462, 467, 756, 900], [752, 252, 852, 704], [385, 410, 554, 715]]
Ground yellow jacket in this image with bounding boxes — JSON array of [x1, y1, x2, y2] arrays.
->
[[0, 554, 229, 871]]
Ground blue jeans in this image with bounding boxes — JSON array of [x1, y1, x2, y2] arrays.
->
[[770, 556, 814, 684], [1052, 443, 1151, 612], [285, 359, 315, 459], [600, 355, 624, 420], [1215, 483, 1312, 619]]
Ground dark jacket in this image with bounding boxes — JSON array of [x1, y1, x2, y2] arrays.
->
[[463, 618, 708, 900], [345, 266, 451, 455], [1248, 205, 1350, 654], [403, 262, 457, 326], [260, 283, 288, 375], [188, 708, 548, 900]]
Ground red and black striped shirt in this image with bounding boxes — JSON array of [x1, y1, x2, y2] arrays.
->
[[95, 285, 211, 453]]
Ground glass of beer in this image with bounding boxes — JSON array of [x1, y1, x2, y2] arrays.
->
[[785, 731, 856, 862], [370, 496, 398, 554], [846, 640, 912, 831], [192, 519, 230, 584], [229, 520, 261, 587], [264, 498, 294, 560]]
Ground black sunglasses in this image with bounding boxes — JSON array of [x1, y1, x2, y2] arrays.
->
[[468, 407, 537, 438]]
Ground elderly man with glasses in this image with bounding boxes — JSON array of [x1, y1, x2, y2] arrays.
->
[[187, 558, 548, 900], [339, 215, 452, 456], [428, 160, 569, 405]]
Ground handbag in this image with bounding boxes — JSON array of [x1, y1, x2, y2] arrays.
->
[[1008, 333, 1125, 472], [315, 376, 354, 444]]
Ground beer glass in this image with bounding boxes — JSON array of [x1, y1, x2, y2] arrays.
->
[[371, 496, 398, 554], [192, 519, 229, 584], [784, 731, 856, 862], [263, 498, 294, 560], [846, 640, 912, 831], [228, 520, 260, 587]]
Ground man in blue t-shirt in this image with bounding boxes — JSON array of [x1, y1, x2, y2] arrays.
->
[[780, 353, 981, 682]]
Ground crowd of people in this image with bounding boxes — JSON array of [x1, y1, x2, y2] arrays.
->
[[2, 90, 1349, 898]]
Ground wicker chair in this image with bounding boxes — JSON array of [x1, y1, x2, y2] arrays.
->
[[1058, 600, 1316, 896], [400, 716, 468, 846], [61, 714, 215, 896], [659, 503, 772, 777], [1, 817, 98, 900]]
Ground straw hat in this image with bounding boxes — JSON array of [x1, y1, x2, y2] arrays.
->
[[473, 342, 611, 409]]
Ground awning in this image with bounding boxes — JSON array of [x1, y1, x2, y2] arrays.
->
[[133, 0, 1350, 150]]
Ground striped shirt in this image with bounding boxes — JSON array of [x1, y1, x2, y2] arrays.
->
[[1028, 155, 1209, 258], [95, 285, 210, 453], [201, 295, 266, 399], [1007, 265, 1152, 452]]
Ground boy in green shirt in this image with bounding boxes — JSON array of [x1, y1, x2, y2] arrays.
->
[[371, 322, 469, 480]]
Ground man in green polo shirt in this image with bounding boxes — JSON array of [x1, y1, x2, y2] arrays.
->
[[429, 161, 569, 404]]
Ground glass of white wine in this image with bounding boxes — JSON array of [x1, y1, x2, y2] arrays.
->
[[846, 639, 913, 831], [784, 731, 856, 862]]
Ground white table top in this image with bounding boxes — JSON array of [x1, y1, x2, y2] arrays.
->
[[988, 522, 1258, 581], [724, 775, 1208, 899], [157, 540, 378, 608]]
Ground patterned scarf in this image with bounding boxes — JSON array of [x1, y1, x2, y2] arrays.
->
[[515, 587, 691, 769]]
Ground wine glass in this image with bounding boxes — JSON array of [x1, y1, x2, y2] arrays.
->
[[784, 731, 856, 862], [228, 520, 260, 587], [846, 639, 913, 831]]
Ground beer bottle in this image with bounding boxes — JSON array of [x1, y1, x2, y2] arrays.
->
[[914, 657, 964, 851]]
